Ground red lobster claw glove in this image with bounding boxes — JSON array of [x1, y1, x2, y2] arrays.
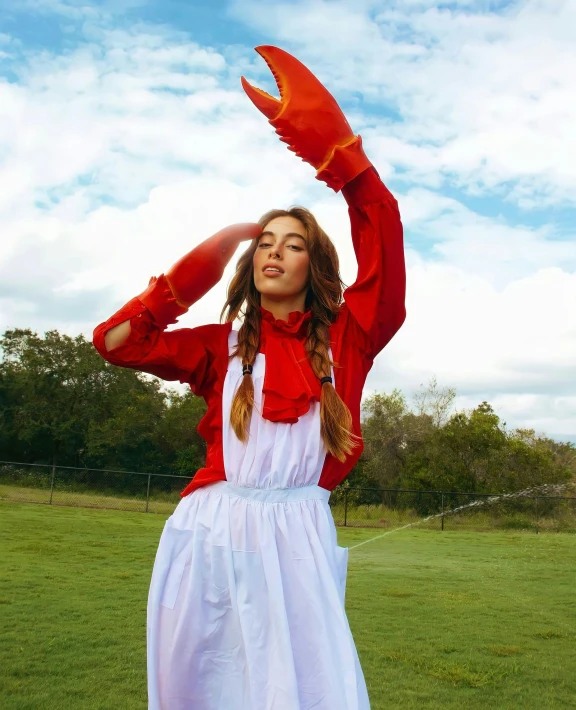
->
[[241, 46, 372, 192], [165, 223, 261, 306], [138, 223, 261, 320]]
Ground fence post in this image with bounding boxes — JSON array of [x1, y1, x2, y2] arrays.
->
[[535, 496, 539, 535], [49, 462, 56, 505], [344, 488, 348, 527], [145, 473, 152, 513], [441, 492, 445, 531]]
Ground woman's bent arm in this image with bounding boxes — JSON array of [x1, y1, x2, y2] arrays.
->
[[104, 320, 131, 352], [93, 223, 260, 390]]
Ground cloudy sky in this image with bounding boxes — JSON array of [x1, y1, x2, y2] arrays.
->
[[1, 0, 575, 443]]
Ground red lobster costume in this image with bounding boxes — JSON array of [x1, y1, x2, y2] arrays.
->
[[93, 46, 406, 497], [93, 47, 406, 710]]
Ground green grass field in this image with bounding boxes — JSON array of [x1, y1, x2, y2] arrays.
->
[[1, 502, 575, 710]]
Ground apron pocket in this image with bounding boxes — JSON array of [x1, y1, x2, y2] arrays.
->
[[157, 523, 193, 609]]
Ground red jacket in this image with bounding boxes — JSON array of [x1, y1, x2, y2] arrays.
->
[[93, 167, 406, 497]]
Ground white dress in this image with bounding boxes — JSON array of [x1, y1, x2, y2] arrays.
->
[[146, 330, 371, 709]]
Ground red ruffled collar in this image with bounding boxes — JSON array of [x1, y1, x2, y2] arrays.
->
[[259, 306, 312, 334], [258, 306, 322, 423]]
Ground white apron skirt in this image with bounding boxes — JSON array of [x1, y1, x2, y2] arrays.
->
[[146, 480, 370, 710]]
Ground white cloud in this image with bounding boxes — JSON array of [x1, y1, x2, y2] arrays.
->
[[232, 0, 576, 206], [0, 5, 575, 444], [401, 189, 576, 286], [364, 261, 576, 438]]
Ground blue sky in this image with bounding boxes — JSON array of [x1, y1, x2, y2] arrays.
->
[[0, 0, 575, 442], [1, 0, 257, 53]]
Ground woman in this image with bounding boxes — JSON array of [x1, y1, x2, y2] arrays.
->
[[93, 46, 406, 710]]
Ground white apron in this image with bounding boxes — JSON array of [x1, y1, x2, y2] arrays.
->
[[146, 331, 370, 709]]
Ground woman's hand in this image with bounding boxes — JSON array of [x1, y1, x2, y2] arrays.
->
[[103, 224, 261, 353], [214, 223, 262, 249]]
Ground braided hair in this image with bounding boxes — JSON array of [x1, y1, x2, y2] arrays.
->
[[220, 207, 359, 462]]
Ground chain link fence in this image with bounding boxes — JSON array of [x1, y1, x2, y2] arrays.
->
[[330, 485, 576, 533], [1, 461, 574, 532], [0, 461, 186, 515]]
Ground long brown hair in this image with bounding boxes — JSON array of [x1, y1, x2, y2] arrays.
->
[[220, 207, 359, 462]]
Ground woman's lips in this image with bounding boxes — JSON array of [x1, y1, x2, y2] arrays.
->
[[263, 268, 284, 278]]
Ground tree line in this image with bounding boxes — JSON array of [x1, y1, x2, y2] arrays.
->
[[1, 329, 574, 495], [355, 383, 574, 502], [0, 329, 206, 477]]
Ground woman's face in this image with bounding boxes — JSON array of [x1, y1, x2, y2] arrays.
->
[[253, 216, 310, 301]]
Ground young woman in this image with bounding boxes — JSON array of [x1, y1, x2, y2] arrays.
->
[[93, 46, 406, 710]]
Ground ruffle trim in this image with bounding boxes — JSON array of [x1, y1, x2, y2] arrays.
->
[[258, 306, 322, 423]]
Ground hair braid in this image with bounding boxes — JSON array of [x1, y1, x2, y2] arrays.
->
[[228, 299, 260, 442], [305, 312, 360, 462], [221, 206, 360, 461]]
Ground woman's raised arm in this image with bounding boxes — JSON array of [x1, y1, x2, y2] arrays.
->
[[93, 223, 260, 391], [241, 45, 406, 360], [341, 166, 406, 359]]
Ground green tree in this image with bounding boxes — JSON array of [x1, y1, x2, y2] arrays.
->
[[401, 402, 507, 493], [85, 386, 167, 472], [361, 389, 412, 488], [359, 378, 455, 488], [400, 403, 573, 505], [500, 429, 573, 493], [153, 390, 207, 476], [0, 327, 212, 487], [0, 328, 118, 464]]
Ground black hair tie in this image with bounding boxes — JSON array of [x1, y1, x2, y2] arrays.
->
[[242, 364, 253, 376], [320, 376, 332, 386]]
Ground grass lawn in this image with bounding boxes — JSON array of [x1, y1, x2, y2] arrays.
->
[[0, 482, 181, 515], [1, 501, 575, 709]]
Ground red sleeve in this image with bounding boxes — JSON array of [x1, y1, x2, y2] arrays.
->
[[92, 274, 230, 397], [340, 166, 406, 360]]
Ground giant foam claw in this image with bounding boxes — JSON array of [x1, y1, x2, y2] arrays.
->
[[240, 45, 356, 171], [240, 75, 280, 120]]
